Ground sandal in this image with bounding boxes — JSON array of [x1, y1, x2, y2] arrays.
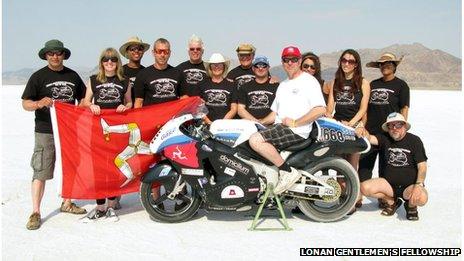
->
[[355, 200, 362, 208], [404, 201, 419, 221], [378, 198, 388, 209], [60, 202, 87, 214], [381, 198, 402, 216]]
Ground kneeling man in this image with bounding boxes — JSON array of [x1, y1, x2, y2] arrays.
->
[[357, 112, 428, 220]]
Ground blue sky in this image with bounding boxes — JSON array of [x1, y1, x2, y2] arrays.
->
[[2, 0, 461, 72]]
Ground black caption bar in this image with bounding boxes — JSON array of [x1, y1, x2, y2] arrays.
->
[[300, 248, 461, 256]]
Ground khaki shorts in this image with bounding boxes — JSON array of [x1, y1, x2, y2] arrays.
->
[[30, 132, 56, 181]]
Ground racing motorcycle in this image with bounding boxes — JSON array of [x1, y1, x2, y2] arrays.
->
[[139, 101, 370, 223]]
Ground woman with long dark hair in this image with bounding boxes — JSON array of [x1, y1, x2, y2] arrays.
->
[[326, 49, 370, 212], [300, 52, 329, 103]]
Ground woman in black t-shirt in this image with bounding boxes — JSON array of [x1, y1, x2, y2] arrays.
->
[[81, 47, 132, 221], [200, 53, 237, 124], [326, 49, 370, 210], [300, 52, 329, 103]]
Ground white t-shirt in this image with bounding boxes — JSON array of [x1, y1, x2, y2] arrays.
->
[[271, 72, 326, 138]]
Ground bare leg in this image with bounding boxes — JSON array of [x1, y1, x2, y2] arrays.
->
[[31, 179, 45, 214], [360, 178, 395, 205], [249, 133, 284, 167], [403, 185, 428, 207]]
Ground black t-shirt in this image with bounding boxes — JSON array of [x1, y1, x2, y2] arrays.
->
[[176, 60, 207, 97], [123, 64, 145, 104], [376, 133, 427, 187], [21, 66, 86, 133], [90, 75, 127, 109], [133, 65, 181, 106], [238, 79, 278, 119], [226, 66, 255, 90], [366, 77, 410, 134], [334, 79, 363, 122], [200, 79, 237, 121]]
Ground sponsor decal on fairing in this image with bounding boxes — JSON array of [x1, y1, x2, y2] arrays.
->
[[220, 185, 244, 199]]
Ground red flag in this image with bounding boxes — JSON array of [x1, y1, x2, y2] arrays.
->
[[51, 97, 202, 199]]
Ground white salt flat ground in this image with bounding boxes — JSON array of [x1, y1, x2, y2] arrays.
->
[[1, 86, 462, 260]]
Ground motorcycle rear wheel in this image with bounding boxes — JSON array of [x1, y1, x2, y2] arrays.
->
[[297, 157, 359, 222], [140, 175, 201, 223]]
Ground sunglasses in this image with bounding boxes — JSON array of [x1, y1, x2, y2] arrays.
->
[[101, 56, 118, 63], [189, 47, 202, 52], [154, 49, 170, 55], [379, 61, 395, 67], [387, 122, 405, 130], [253, 63, 268, 69], [302, 64, 316, 70], [46, 51, 64, 57], [210, 63, 224, 69], [341, 58, 357, 65], [282, 57, 299, 64], [128, 46, 144, 52]]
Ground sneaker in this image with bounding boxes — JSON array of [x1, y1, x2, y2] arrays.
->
[[105, 208, 119, 222], [26, 212, 41, 230], [274, 167, 301, 194], [80, 208, 107, 223], [60, 202, 87, 214]]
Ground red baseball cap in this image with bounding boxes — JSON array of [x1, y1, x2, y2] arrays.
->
[[281, 46, 301, 58]]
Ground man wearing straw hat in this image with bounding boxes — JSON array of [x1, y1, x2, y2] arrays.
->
[[21, 39, 87, 230], [356, 112, 428, 220], [359, 52, 410, 209], [119, 36, 150, 104]]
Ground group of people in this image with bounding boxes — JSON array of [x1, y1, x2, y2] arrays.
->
[[22, 35, 428, 230]]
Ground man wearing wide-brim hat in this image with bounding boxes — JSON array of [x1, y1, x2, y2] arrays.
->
[[119, 36, 150, 104], [358, 52, 411, 204], [356, 112, 428, 221], [21, 39, 88, 230]]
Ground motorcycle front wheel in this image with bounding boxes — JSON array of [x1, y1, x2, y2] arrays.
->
[[297, 157, 360, 222], [140, 174, 201, 223]]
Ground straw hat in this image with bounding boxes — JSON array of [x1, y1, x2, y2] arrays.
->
[[381, 112, 411, 132], [366, 52, 403, 68], [203, 53, 230, 78], [119, 36, 150, 59]]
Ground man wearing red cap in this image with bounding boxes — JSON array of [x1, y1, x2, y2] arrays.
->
[[249, 46, 326, 194]]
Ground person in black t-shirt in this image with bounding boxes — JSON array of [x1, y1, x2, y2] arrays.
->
[[81, 48, 132, 222], [227, 43, 256, 89], [200, 53, 237, 124], [356, 113, 428, 220], [133, 38, 181, 108], [21, 39, 87, 230], [300, 52, 329, 103], [119, 36, 150, 104], [326, 49, 370, 212], [176, 34, 207, 98], [359, 53, 410, 210], [237, 55, 278, 123]]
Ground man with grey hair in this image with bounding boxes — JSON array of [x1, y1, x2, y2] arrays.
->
[[176, 34, 207, 98]]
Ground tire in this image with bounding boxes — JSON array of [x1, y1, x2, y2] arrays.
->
[[140, 172, 201, 223], [297, 157, 360, 222]]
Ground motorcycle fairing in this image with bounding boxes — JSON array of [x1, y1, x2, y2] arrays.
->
[[150, 114, 194, 153], [163, 141, 200, 168]]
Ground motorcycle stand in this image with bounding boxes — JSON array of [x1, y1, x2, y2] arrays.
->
[[248, 184, 292, 231]]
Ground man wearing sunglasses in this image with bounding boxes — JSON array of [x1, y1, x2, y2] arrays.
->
[[21, 39, 87, 230], [133, 38, 181, 108], [227, 43, 257, 90], [176, 34, 207, 98], [237, 55, 278, 124], [356, 112, 428, 220], [119, 36, 150, 105], [249, 46, 326, 194]]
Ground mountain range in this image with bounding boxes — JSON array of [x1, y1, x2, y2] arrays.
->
[[3, 43, 461, 90]]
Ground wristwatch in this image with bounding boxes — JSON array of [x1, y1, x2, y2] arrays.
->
[[415, 182, 425, 187]]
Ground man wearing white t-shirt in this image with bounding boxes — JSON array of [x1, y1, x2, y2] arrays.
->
[[249, 46, 326, 194]]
